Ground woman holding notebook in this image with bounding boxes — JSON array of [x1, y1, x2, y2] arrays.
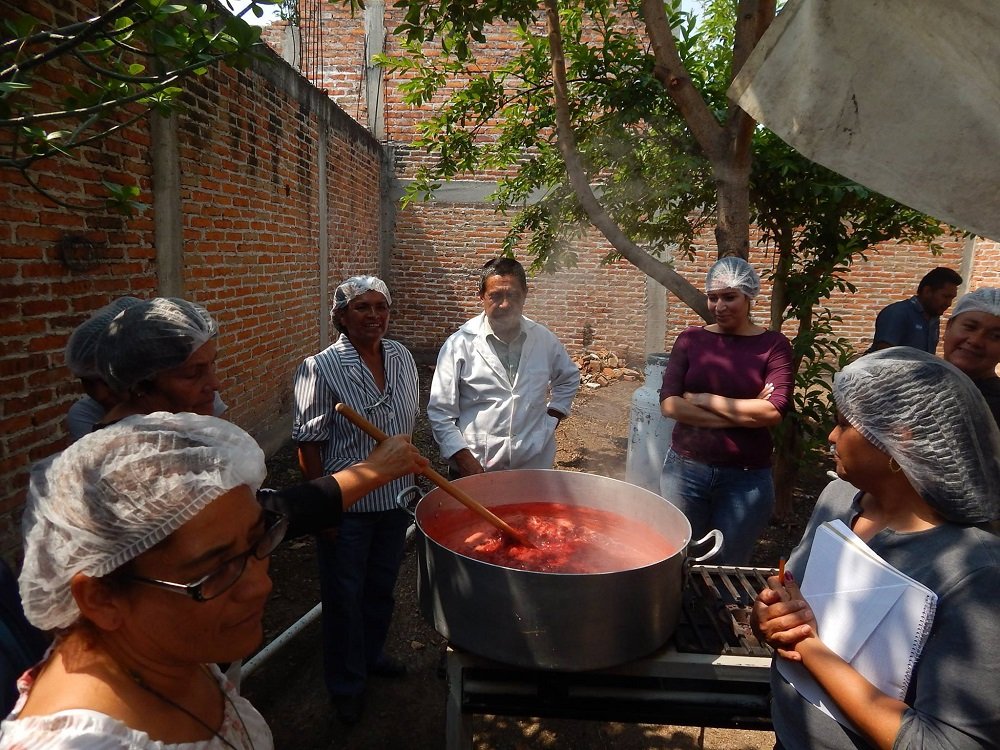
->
[[752, 348, 1000, 750]]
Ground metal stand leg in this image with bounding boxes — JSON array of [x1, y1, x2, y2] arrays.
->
[[445, 650, 474, 750]]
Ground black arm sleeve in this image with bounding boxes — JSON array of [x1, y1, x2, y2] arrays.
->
[[256, 476, 344, 539]]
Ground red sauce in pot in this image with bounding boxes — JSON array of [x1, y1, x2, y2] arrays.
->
[[421, 501, 678, 573]]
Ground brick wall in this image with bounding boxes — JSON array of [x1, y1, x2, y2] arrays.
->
[[390, 202, 648, 362], [0, 1, 384, 560]]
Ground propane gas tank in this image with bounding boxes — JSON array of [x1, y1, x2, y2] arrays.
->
[[625, 353, 675, 494]]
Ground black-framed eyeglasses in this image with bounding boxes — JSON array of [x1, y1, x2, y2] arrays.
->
[[127, 510, 288, 602]]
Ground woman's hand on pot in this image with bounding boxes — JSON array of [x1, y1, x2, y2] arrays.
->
[[369, 435, 428, 479]]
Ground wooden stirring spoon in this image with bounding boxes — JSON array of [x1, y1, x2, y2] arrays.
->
[[334, 402, 533, 547]]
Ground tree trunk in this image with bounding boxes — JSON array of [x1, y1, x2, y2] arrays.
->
[[714, 160, 752, 259], [772, 415, 801, 520]]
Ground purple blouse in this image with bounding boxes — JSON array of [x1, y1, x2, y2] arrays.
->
[[659, 326, 794, 468]]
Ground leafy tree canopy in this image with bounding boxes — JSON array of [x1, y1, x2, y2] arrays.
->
[[380, 0, 945, 510], [0, 0, 279, 210]]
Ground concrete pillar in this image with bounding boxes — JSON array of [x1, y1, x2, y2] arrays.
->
[[364, 0, 386, 140], [959, 235, 977, 294], [150, 111, 184, 296], [644, 273, 668, 355], [379, 145, 396, 282], [281, 24, 301, 69], [318, 113, 330, 347]]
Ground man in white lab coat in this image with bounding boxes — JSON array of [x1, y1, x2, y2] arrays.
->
[[428, 258, 581, 476]]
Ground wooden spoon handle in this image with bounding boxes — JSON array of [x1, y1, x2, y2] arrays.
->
[[333, 403, 530, 545]]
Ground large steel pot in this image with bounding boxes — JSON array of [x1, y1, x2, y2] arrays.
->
[[398, 469, 720, 671]]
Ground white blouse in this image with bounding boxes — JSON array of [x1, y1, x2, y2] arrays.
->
[[0, 664, 272, 750]]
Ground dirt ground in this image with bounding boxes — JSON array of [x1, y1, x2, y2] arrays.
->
[[241, 365, 821, 749]]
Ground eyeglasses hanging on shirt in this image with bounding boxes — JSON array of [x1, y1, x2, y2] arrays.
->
[[365, 385, 394, 414]]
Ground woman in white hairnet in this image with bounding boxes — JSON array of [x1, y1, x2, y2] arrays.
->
[[92, 297, 426, 539], [291, 276, 419, 725], [752, 349, 1000, 750], [659, 256, 794, 564], [1, 413, 281, 749], [942, 287, 1000, 425]]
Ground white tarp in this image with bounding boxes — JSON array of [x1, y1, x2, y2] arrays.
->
[[729, 0, 1000, 241]]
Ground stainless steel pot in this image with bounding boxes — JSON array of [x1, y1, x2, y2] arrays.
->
[[397, 469, 721, 671]]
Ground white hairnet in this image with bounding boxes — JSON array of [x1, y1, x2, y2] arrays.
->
[[19, 412, 266, 631], [332, 276, 392, 316], [834, 348, 1000, 523], [65, 297, 143, 378], [96, 298, 218, 394], [949, 287, 1000, 321], [705, 256, 760, 298]]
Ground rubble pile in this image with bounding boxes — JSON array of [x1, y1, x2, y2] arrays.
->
[[573, 350, 643, 389]]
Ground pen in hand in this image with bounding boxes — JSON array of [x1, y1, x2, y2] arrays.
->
[[779, 557, 786, 583]]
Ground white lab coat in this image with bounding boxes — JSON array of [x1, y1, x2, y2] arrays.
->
[[428, 313, 581, 471]]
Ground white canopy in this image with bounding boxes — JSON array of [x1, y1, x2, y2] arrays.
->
[[730, 0, 1000, 241]]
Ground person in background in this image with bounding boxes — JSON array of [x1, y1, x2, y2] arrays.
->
[[752, 348, 1000, 750], [0, 559, 47, 717], [94, 296, 426, 540], [63, 296, 143, 442], [942, 287, 1000, 425], [1, 413, 279, 749], [659, 256, 793, 565], [867, 266, 962, 353], [427, 257, 580, 477], [291, 276, 420, 725]]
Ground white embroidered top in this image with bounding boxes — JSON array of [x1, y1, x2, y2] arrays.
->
[[0, 664, 272, 750]]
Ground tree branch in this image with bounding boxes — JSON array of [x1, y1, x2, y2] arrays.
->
[[725, 0, 775, 165], [545, 0, 710, 321], [1, 0, 138, 82], [640, 0, 724, 164]]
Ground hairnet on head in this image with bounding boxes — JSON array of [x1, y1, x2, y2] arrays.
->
[[331, 276, 392, 316], [96, 298, 218, 394], [705, 256, 761, 298], [949, 287, 1000, 321], [65, 297, 143, 378], [19, 412, 266, 631], [833, 348, 1000, 523]]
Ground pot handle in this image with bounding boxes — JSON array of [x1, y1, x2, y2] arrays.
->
[[687, 529, 723, 563], [395, 485, 424, 518]]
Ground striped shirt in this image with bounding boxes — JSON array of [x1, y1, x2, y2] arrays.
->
[[291, 335, 420, 513]]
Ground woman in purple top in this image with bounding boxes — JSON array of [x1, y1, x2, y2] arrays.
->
[[659, 257, 793, 564]]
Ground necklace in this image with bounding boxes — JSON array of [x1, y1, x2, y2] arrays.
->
[[129, 666, 255, 750]]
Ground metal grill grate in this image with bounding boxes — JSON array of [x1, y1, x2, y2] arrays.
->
[[675, 565, 775, 658]]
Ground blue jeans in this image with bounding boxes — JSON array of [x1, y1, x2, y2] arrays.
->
[[659, 448, 774, 566], [316, 508, 411, 698]]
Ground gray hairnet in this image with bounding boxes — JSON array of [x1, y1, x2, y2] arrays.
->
[[833, 348, 1000, 523], [949, 287, 1000, 321], [19, 412, 266, 631], [331, 276, 392, 317], [96, 298, 218, 394], [65, 297, 143, 378], [705, 256, 761, 298]]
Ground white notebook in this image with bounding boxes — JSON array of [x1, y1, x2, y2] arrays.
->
[[777, 519, 937, 729]]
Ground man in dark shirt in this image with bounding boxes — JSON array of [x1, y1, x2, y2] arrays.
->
[[942, 287, 1000, 426], [868, 267, 962, 353]]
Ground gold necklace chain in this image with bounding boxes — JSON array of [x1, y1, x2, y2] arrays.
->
[[129, 666, 255, 750]]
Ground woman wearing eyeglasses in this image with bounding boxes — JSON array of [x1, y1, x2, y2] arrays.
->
[[1, 413, 281, 749], [291, 276, 420, 725]]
